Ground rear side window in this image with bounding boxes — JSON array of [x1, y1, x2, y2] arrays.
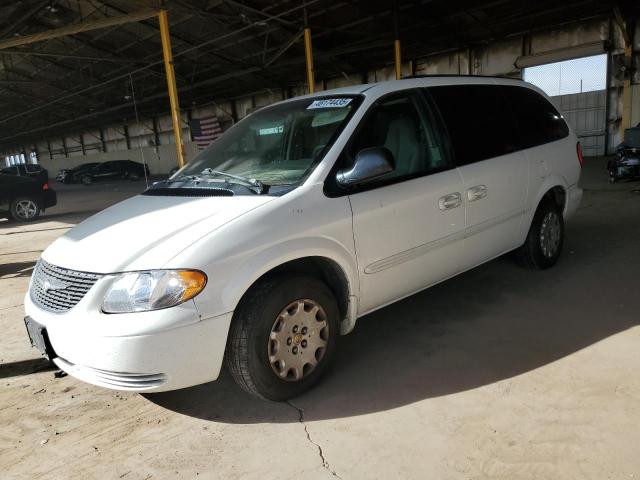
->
[[427, 85, 519, 166], [501, 86, 569, 148]]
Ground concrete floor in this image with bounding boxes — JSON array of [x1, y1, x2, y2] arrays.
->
[[1, 162, 640, 479]]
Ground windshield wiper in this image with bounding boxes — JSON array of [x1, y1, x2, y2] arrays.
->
[[200, 168, 266, 194], [167, 170, 266, 194]]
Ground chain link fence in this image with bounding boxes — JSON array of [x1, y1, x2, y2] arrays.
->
[[524, 54, 607, 156]]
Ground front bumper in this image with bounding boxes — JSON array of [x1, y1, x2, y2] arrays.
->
[[24, 291, 233, 393]]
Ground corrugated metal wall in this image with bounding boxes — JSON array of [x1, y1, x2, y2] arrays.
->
[[555, 90, 607, 156]]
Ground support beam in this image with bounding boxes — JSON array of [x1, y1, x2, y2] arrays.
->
[[0, 9, 160, 51], [231, 100, 238, 123], [0, 49, 146, 64], [123, 125, 131, 150], [0, 0, 50, 40], [159, 9, 185, 169], [152, 117, 160, 147], [394, 9, 402, 80], [303, 27, 315, 93], [614, 8, 636, 140], [99, 129, 107, 153], [394, 39, 402, 80]]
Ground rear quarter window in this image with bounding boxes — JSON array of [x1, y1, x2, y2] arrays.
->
[[427, 84, 520, 166], [500, 85, 569, 149]]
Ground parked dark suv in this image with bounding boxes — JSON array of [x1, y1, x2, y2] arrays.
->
[[0, 173, 57, 221], [76, 160, 150, 185], [1, 164, 48, 182]]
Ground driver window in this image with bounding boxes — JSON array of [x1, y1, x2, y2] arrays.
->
[[346, 92, 448, 181]]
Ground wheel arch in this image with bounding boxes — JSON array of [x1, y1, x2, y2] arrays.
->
[[203, 237, 360, 336], [531, 176, 568, 217], [242, 256, 354, 330]]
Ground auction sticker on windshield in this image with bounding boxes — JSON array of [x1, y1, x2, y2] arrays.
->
[[307, 98, 352, 109]]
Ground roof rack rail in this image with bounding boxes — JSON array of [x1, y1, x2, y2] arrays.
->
[[401, 74, 524, 81]]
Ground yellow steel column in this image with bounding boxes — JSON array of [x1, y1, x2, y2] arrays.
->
[[158, 9, 185, 168], [393, 7, 402, 80], [394, 38, 402, 80], [621, 44, 633, 140], [304, 27, 315, 94]]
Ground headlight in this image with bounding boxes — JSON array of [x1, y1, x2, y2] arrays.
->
[[102, 270, 207, 314]]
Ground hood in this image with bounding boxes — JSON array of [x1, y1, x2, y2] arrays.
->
[[42, 194, 274, 273]]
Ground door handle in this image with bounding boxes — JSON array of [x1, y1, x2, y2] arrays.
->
[[467, 185, 487, 202], [439, 192, 462, 211]]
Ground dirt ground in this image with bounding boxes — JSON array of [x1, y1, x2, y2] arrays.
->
[[1, 163, 640, 480]]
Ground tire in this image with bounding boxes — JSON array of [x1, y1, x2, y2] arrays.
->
[[81, 175, 92, 185], [516, 199, 564, 269], [226, 276, 340, 401], [10, 197, 41, 222]]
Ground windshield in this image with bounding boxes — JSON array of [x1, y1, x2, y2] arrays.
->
[[179, 95, 361, 188]]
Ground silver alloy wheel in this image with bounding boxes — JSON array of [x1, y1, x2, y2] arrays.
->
[[539, 211, 561, 258], [15, 199, 38, 220], [268, 299, 329, 382]]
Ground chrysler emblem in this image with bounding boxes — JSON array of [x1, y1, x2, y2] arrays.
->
[[41, 277, 70, 293]]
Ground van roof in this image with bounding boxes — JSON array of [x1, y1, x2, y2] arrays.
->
[[300, 74, 530, 99]]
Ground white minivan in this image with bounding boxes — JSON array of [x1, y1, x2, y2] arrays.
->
[[24, 76, 582, 400]]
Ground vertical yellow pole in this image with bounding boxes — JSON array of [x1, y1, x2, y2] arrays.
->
[[621, 44, 632, 140], [394, 38, 402, 80], [158, 9, 185, 168], [304, 27, 315, 94]]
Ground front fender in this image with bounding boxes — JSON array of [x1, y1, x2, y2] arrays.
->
[[193, 236, 359, 322]]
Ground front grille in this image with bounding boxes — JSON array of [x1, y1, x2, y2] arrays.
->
[[30, 260, 101, 313]]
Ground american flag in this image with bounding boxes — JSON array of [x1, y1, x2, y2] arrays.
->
[[189, 115, 223, 149]]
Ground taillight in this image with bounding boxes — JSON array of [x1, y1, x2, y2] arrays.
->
[[42, 182, 49, 190], [576, 142, 584, 168]]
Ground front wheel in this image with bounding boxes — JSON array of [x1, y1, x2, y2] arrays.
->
[[81, 175, 92, 185], [10, 197, 41, 221], [226, 276, 339, 401], [516, 200, 564, 269]]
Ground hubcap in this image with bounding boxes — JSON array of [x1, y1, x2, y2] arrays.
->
[[539, 211, 561, 258], [268, 299, 329, 382], [16, 200, 37, 220]]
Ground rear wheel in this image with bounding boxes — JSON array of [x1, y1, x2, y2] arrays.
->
[[81, 175, 92, 185], [10, 197, 40, 221], [226, 276, 339, 401], [516, 199, 564, 269]]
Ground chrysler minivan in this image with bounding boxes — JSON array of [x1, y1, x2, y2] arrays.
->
[[24, 76, 582, 400]]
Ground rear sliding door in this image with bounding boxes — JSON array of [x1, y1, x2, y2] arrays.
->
[[427, 84, 528, 268]]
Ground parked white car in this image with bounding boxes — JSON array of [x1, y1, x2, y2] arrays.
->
[[24, 76, 582, 400]]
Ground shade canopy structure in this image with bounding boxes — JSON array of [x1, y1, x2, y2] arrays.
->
[[0, 0, 638, 151]]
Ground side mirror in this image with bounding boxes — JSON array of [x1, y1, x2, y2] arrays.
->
[[336, 147, 395, 187]]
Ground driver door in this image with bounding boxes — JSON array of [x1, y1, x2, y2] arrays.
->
[[342, 90, 466, 314]]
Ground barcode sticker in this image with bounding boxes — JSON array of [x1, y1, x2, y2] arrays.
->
[[307, 98, 352, 109]]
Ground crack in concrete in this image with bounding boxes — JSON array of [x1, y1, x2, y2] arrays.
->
[[287, 400, 342, 479]]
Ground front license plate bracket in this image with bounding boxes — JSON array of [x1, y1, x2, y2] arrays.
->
[[24, 316, 56, 360]]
